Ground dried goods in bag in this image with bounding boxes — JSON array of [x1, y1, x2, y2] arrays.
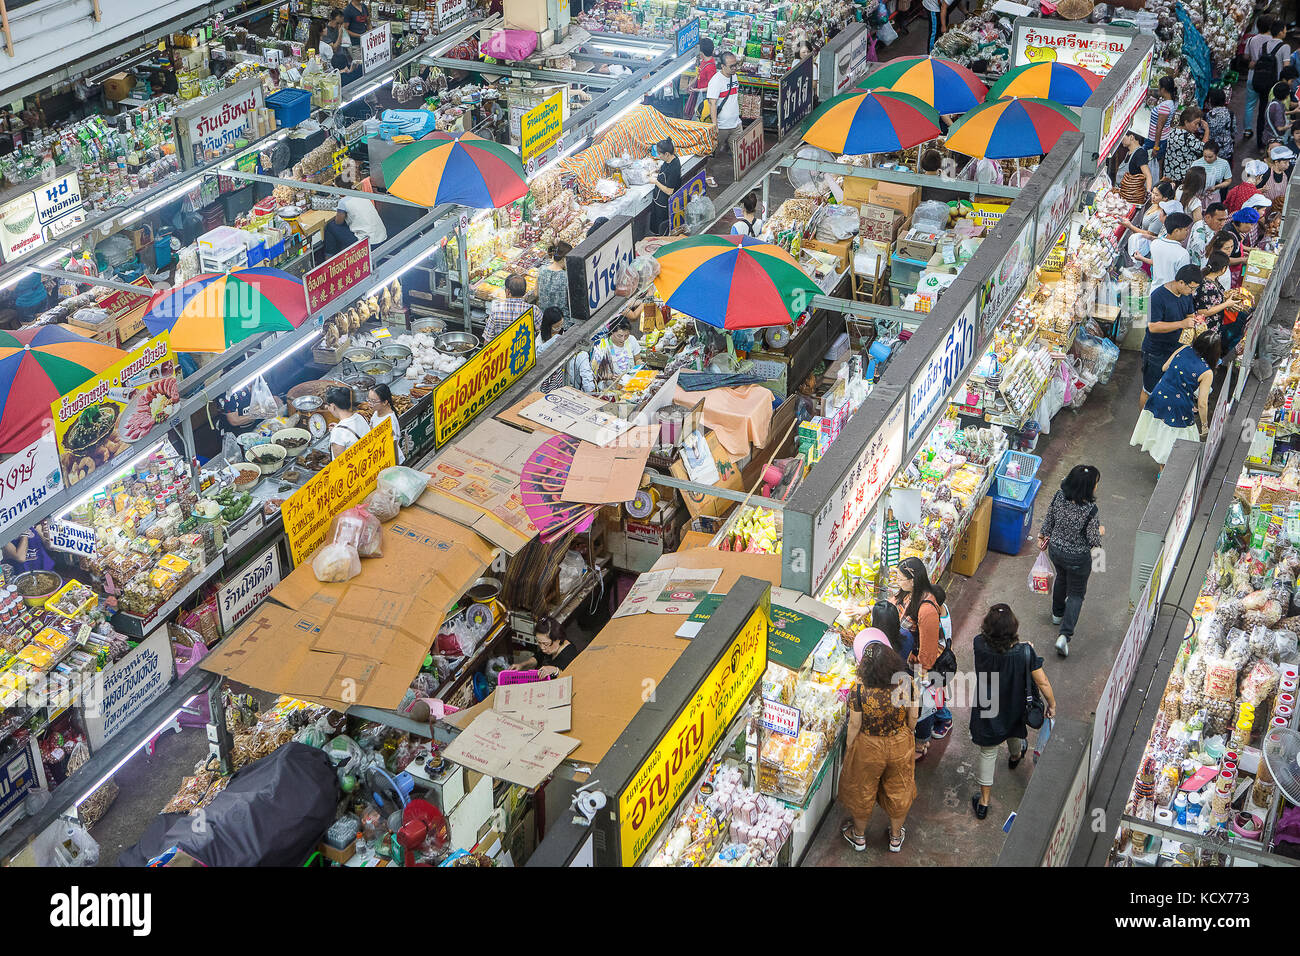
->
[[312, 543, 361, 583], [331, 506, 382, 557]]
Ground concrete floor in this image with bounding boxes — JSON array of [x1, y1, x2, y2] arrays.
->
[[802, 349, 1159, 866]]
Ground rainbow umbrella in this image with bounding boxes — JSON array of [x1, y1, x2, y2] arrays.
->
[[944, 97, 1080, 159], [142, 267, 309, 353], [985, 62, 1101, 107], [653, 235, 821, 330], [0, 326, 125, 453], [857, 56, 987, 115], [802, 89, 943, 155], [382, 131, 529, 209]]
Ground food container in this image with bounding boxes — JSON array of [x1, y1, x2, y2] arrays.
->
[[15, 571, 62, 609], [410, 317, 446, 336], [340, 371, 375, 404], [291, 394, 324, 416], [245, 442, 288, 475], [359, 359, 395, 387], [45, 579, 98, 619], [341, 345, 377, 369], [271, 427, 312, 457], [231, 462, 263, 487], [435, 331, 480, 355], [377, 343, 413, 374], [238, 431, 270, 453], [466, 576, 501, 602]]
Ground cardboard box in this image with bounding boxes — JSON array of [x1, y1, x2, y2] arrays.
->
[[804, 238, 851, 269], [951, 497, 992, 577], [895, 230, 941, 261], [200, 507, 493, 710], [103, 73, 134, 101], [869, 182, 921, 216], [319, 841, 356, 865], [503, 0, 550, 32], [859, 203, 906, 242], [841, 176, 880, 203]]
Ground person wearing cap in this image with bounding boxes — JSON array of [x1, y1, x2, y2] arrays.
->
[[1149, 213, 1193, 288], [1225, 160, 1268, 212], [840, 635, 917, 853], [1236, 199, 1268, 246], [1261, 144, 1294, 203], [1140, 264, 1203, 411]]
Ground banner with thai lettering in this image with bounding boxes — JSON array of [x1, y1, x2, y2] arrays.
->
[[176, 75, 264, 168], [49, 333, 179, 489], [521, 91, 564, 163], [362, 22, 393, 72], [303, 238, 371, 314], [219, 543, 282, 635], [0, 434, 62, 542], [433, 308, 536, 447], [617, 601, 767, 866], [1013, 21, 1134, 74], [282, 418, 396, 564]]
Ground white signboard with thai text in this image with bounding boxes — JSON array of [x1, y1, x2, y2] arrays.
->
[[218, 543, 283, 635], [0, 434, 62, 542]]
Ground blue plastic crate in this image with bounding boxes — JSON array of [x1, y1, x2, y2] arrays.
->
[[994, 450, 1041, 502], [988, 478, 1041, 556], [266, 88, 313, 128]]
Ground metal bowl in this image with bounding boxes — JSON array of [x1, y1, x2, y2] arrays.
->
[[15, 570, 63, 608], [410, 317, 446, 336], [291, 394, 324, 415], [435, 331, 480, 355], [377, 343, 413, 373], [466, 576, 501, 603], [340, 371, 375, 404], [341, 345, 377, 368], [358, 359, 395, 386]]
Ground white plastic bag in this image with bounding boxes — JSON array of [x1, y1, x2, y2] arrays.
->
[[312, 542, 361, 582], [377, 466, 430, 506], [1029, 550, 1055, 595], [247, 375, 278, 419], [33, 819, 99, 867]]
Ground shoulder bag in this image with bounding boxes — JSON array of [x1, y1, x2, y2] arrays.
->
[[1021, 642, 1045, 729]]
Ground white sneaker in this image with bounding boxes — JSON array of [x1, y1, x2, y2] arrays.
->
[[1051, 614, 1063, 625], [1055, 635, 1069, 657]]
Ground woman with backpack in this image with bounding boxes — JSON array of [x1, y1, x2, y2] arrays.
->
[[891, 556, 952, 757], [1037, 464, 1105, 658], [1254, 20, 1291, 149], [730, 191, 763, 236], [969, 604, 1056, 819]]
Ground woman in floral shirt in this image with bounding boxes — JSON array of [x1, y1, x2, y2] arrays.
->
[[1203, 87, 1236, 163], [1162, 107, 1210, 184]]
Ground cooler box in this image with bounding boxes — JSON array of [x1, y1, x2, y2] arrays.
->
[[266, 88, 313, 128], [988, 478, 1041, 556]]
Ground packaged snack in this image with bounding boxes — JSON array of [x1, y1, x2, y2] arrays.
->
[[364, 487, 402, 522]]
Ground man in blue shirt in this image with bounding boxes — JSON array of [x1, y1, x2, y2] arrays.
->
[[1140, 264, 1202, 411]]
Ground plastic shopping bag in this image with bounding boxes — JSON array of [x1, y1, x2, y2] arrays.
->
[[1029, 551, 1055, 595], [1034, 717, 1053, 764]]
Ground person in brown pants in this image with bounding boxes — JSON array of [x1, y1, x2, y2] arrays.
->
[[839, 637, 919, 853]]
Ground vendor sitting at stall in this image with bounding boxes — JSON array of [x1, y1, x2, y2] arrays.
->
[[324, 386, 372, 460], [484, 274, 534, 341], [591, 315, 642, 387]]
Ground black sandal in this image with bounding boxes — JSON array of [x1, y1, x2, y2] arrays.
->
[[1009, 740, 1029, 770], [971, 796, 989, 820]]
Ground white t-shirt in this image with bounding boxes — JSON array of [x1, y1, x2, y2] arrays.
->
[[370, 410, 404, 464], [706, 71, 741, 130], [330, 412, 370, 457], [922, 0, 941, 11], [1150, 234, 1190, 288], [339, 196, 388, 246], [318, 29, 352, 59]]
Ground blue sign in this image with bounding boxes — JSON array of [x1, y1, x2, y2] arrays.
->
[[907, 302, 978, 449], [0, 746, 35, 826], [669, 169, 708, 231], [676, 18, 701, 56], [779, 55, 816, 135]]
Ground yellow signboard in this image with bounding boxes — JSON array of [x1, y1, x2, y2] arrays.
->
[[50, 332, 178, 488], [617, 599, 768, 867], [433, 308, 535, 447], [521, 91, 563, 162], [282, 419, 396, 564]]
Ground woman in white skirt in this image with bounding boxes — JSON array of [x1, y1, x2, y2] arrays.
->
[[1130, 331, 1221, 471]]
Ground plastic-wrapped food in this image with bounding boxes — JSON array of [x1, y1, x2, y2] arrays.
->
[[1273, 629, 1299, 662], [312, 542, 361, 582], [1203, 658, 1238, 701], [364, 487, 402, 522], [377, 466, 430, 507], [1241, 659, 1280, 704], [1224, 631, 1251, 671], [1249, 625, 1276, 660], [331, 506, 382, 557]]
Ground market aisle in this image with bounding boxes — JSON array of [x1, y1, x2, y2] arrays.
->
[[804, 349, 1159, 866]]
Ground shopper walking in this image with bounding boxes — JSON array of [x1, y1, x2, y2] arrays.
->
[[1146, 76, 1178, 158], [1188, 202, 1228, 266], [685, 37, 717, 119], [536, 242, 573, 328], [1162, 108, 1209, 185], [890, 556, 950, 756], [1264, 81, 1295, 149], [1139, 264, 1201, 410], [1148, 213, 1193, 287], [1191, 141, 1233, 204], [969, 604, 1055, 819], [922, 0, 945, 53], [1256, 21, 1291, 149], [730, 191, 763, 236], [1037, 465, 1104, 657], [1131, 332, 1221, 468], [1177, 166, 1207, 222], [1243, 15, 1275, 140], [706, 53, 742, 158], [1203, 87, 1237, 166], [840, 639, 917, 852]]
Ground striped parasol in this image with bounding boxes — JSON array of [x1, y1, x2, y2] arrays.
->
[[382, 131, 529, 209], [857, 56, 988, 115], [801, 89, 943, 155], [944, 97, 1081, 159], [985, 62, 1101, 107], [653, 234, 821, 330], [0, 326, 125, 453], [142, 267, 310, 353]]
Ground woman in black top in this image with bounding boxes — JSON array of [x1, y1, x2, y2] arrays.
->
[[1119, 129, 1153, 205], [1037, 464, 1105, 658], [648, 138, 681, 236], [534, 616, 586, 676], [969, 604, 1056, 819]]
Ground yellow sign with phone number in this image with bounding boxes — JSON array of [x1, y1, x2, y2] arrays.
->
[[617, 598, 768, 866]]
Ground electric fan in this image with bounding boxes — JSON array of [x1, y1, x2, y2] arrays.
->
[[786, 145, 837, 193], [1263, 726, 1300, 806]]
